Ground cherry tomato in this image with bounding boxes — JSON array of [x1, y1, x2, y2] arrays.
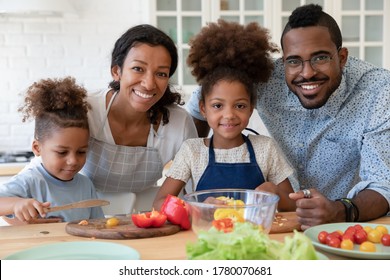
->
[[318, 231, 328, 244], [367, 229, 382, 243], [354, 229, 368, 244], [106, 217, 119, 227], [375, 225, 389, 235], [325, 233, 335, 244], [363, 226, 373, 234], [342, 233, 355, 243], [344, 226, 356, 236], [381, 233, 390, 246], [340, 239, 354, 250], [329, 230, 343, 241], [359, 241, 376, 252], [327, 237, 341, 248], [353, 224, 363, 231]]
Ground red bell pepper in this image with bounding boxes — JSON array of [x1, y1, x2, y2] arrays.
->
[[160, 194, 191, 230], [131, 209, 167, 228]]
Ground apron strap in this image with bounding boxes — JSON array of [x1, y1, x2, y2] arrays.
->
[[244, 135, 257, 164], [98, 90, 155, 148], [208, 136, 216, 164], [209, 134, 257, 164], [97, 90, 119, 137]]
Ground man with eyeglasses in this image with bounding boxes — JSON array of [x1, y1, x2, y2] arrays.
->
[[186, 4, 390, 229]]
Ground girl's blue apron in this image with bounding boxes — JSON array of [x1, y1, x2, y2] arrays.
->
[[196, 134, 265, 191]]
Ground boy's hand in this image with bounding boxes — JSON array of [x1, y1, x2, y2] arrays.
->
[[13, 199, 50, 222]]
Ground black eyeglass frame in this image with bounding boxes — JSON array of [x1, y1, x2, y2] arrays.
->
[[283, 47, 342, 74]]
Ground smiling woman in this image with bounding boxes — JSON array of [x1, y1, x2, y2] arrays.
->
[[80, 24, 198, 214]]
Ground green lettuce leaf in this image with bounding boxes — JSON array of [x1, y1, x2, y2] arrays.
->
[[186, 222, 318, 260]]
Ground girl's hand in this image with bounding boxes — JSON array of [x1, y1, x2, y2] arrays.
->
[[204, 197, 226, 205], [255, 182, 279, 195]]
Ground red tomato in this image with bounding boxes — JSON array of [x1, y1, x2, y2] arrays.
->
[[354, 229, 368, 244], [353, 224, 363, 231], [317, 231, 328, 244], [328, 230, 342, 241], [344, 226, 356, 235], [342, 233, 355, 243], [212, 218, 234, 233], [327, 237, 341, 248], [381, 233, 390, 246]]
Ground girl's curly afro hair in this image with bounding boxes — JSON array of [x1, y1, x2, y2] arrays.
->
[[187, 19, 279, 85]]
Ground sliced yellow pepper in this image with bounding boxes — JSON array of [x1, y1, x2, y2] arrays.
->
[[214, 196, 245, 222]]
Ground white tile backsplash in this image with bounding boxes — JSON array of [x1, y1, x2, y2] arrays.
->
[[0, 0, 148, 151]]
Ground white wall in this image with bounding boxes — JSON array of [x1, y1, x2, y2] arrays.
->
[[0, 0, 149, 151]]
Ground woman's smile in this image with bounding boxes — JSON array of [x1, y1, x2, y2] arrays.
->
[[133, 89, 156, 99]]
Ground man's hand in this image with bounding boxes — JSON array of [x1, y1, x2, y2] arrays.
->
[[289, 189, 344, 230]]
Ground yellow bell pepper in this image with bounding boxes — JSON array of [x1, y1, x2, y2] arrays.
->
[[213, 196, 245, 222]]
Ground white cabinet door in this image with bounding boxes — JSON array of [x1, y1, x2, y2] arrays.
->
[[151, 0, 389, 93]]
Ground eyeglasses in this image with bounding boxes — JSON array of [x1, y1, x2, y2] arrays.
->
[[283, 48, 340, 75]]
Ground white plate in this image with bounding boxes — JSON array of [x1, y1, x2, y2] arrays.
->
[[304, 223, 390, 259], [4, 241, 140, 260]]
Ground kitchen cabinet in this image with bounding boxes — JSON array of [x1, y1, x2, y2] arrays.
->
[[149, 0, 389, 96]]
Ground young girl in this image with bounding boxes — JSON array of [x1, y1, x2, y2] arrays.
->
[[0, 77, 104, 224], [153, 20, 296, 212]]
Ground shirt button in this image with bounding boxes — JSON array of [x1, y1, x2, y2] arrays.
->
[[298, 164, 304, 169], [298, 143, 304, 147]]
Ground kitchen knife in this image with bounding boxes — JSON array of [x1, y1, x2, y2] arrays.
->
[[43, 199, 110, 213]]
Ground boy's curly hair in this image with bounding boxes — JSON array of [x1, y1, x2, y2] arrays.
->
[[18, 76, 90, 141]]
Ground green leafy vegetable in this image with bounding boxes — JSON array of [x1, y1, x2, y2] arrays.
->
[[186, 222, 318, 260]]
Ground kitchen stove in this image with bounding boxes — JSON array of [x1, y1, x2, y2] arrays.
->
[[0, 151, 34, 163]]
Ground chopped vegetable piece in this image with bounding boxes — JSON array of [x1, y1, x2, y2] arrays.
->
[[187, 222, 318, 260], [212, 218, 234, 233], [106, 217, 120, 227], [131, 210, 167, 228], [213, 196, 245, 222], [160, 195, 191, 230]]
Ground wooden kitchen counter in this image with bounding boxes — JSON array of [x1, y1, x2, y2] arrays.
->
[[0, 162, 25, 176], [1, 215, 389, 260]]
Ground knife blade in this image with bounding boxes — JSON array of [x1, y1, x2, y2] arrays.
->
[[43, 199, 110, 213]]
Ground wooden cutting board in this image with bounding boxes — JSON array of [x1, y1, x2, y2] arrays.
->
[[270, 212, 301, 234], [65, 217, 181, 240]]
